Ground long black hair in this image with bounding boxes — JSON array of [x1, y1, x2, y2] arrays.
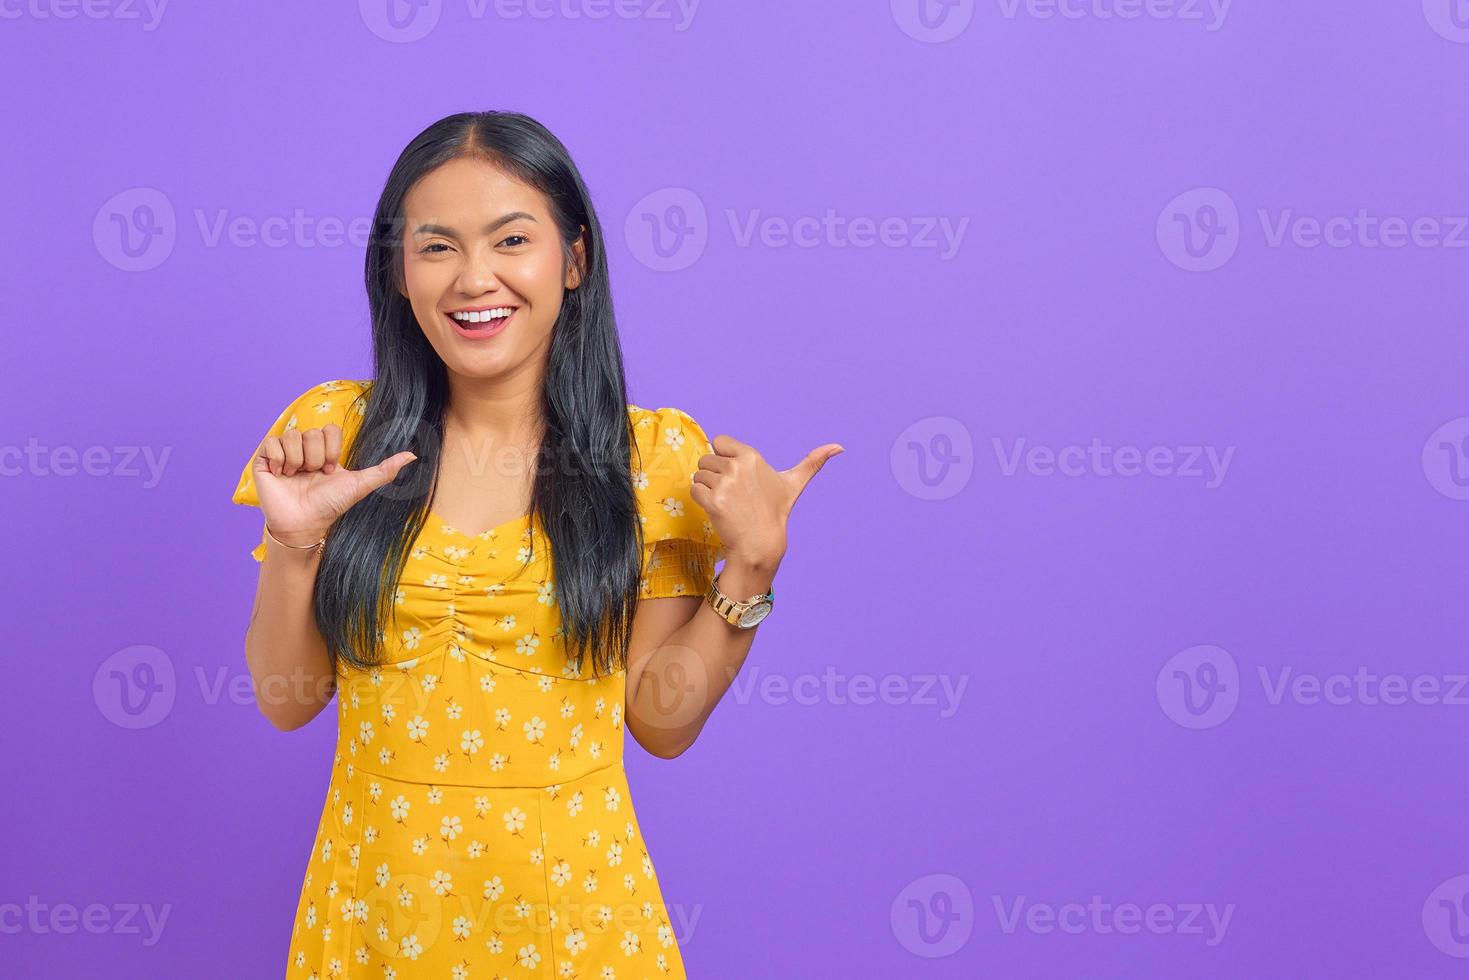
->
[[314, 110, 646, 677]]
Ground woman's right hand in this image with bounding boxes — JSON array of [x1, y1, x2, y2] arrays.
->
[[251, 422, 419, 547]]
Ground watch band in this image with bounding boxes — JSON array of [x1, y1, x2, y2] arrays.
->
[[705, 571, 775, 628]]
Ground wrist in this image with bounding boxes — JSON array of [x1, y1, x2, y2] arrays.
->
[[265, 522, 330, 552]]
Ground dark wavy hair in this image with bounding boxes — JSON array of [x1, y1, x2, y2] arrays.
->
[[313, 110, 646, 677]]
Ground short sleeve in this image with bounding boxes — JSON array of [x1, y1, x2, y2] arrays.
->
[[631, 405, 726, 599], [231, 379, 369, 562]]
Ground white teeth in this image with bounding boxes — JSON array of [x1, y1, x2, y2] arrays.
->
[[451, 308, 514, 324]]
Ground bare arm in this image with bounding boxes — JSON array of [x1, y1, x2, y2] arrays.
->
[[244, 528, 338, 731], [237, 411, 417, 731], [625, 556, 777, 758]]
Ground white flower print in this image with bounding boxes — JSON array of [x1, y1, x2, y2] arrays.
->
[[390, 796, 410, 823], [401, 626, 422, 649], [620, 930, 641, 956], [537, 675, 554, 693], [550, 860, 572, 886], [606, 842, 623, 867], [434, 753, 450, 773], [461, 729, 483, 755], [430, 870, 453, 896], [483, 876, 504, 901], [524, 716, 546, 743], [499, 614, 517, 632], [375, 863, 391, 887], [657, 923, 674, 948], [538, 581, 557, 605], [489, 753, 508, 772], [494, 707, 512, 730], [441, 815, 463, 841], [400, 935, 423, 960], [567, 791, 584, 817], [516, 633, 540, 657], [358, 721, 375, 744], [407, 716, 429, 742], [474, 795, 490, 818], [480, 673, 497, 693], [427, 786, 443, 805], [421, 673, 439, 693], [565, 928, 588, 955], [453, 917, 472, 941], [380, 703, 395, 724], [446, 699, 464, 720], [517, 944, 541, 969], [424, 573, 449, 590], [503, 807, 526, 837]]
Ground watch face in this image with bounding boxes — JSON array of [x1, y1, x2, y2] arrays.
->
[[738, 601, 773, 628]]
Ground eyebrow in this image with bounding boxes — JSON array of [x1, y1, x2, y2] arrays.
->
[[412, 211, 538, 237]]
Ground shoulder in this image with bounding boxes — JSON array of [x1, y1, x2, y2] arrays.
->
[[272, 378, 371, 431], [627, 403, 715, 465]]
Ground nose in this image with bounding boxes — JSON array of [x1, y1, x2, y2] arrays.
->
[[456, 243, 502, 296]]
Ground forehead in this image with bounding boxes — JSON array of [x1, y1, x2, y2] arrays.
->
[[403, 157, 546, 222]]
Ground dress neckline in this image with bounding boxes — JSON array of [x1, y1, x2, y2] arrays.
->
[[424, 508, 533, 541]]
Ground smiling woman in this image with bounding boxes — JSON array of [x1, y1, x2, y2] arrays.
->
[[228, 110, 823, 980]]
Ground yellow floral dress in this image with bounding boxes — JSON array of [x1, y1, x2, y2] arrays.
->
[[232, 379, 725, 980]]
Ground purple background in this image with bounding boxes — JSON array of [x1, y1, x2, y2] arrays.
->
[[5, 0, 1469, 976]]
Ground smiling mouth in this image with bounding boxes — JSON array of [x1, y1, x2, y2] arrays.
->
[[446, 307, 517, 338]]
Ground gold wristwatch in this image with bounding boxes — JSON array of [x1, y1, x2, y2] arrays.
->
[[705, 571, 775, 628]]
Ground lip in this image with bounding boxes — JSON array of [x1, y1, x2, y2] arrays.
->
[[446, 307, 517, 340]]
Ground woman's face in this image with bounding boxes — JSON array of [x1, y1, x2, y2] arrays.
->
[[398, 156, 584, 380]]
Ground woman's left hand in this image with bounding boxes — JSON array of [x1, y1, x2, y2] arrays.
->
[[691, 432, 845, 568]]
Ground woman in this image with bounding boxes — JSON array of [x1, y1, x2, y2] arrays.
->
[[231, 111, 841, 978]]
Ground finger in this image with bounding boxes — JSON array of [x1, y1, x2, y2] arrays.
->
[[281, 429, 304, 477], [695, 450, 733, 474], [710, 433, 751, 458], [260, 438, 285, 478], [349, 451, 419, 502], [322, 423, 343, 474], [301, 428, 326, 473], [783, 443, 844, 498]]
